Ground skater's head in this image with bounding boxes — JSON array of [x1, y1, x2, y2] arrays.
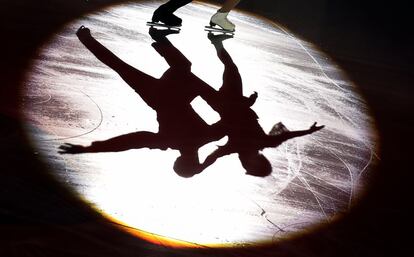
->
[[239, 151, 271, 177], [173, 153, 201, 178]]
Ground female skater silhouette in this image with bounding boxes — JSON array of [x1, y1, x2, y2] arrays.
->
[[202, 33, 324, 176]]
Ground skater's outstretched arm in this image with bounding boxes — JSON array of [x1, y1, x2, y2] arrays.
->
[[268, 122, 324, 146], [218, 0, 241, 13], [77, 26, 158, 102], [59, 131, 163, 154], [201, 144, 233, 171], [76, 26, 134, 72]]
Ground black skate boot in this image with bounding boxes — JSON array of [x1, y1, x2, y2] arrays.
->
[[152, 7, 182, 27]]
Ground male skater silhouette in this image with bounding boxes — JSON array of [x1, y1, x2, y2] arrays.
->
[[152, 0, 240, 31], [59, 26, 223, 177], [201, 33, 324, 176]]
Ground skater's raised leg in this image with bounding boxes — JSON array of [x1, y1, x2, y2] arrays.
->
[[152, 0, 192, 26], [210, 0, 241, 31]]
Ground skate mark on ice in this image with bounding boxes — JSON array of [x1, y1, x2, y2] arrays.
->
[[38, 90, 104, 142], [272, 24, 346, 92], [285, 140, 329, 219], [313, 139, 355, 209], [27, 93, 52, 105], [273, 23, 378, 209], [240, 194, 285, 233]]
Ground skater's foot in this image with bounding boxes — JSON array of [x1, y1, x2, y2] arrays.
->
[[210, 11, 235, 31], [152, 8, 182, 27], [149, 27, 179, 42]]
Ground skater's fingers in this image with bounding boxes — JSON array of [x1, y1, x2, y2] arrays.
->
[[78, 25, 89, 31], [312, 124, 325, 132], [60, 143, 74, 148], [58, 146, 72, 152], [58, 145, 68, 150]]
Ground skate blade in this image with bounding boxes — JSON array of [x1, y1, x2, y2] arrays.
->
[[204, 25, 235, 34], [146, 22, 181, 30]]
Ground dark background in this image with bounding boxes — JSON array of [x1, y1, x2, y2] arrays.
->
[[1, 0, 412, 256]]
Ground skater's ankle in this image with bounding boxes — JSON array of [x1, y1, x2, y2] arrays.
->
[[217, 8, 231, 13], [216, 10, 229, 14]]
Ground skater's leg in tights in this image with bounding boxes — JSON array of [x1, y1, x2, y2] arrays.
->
[[153, 0, 192, 25], [159, 0, 192, 13], [218, 0, 241, 13]]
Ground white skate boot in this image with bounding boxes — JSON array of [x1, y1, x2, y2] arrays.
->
[[209, 11, 235, 32]]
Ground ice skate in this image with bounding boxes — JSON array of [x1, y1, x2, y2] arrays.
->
[[205, 11, 235, 34], [146, 21, 181, 31], [147, 8, 182, 30]]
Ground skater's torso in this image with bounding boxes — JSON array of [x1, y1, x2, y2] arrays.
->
[[149, 69, 221, 150]]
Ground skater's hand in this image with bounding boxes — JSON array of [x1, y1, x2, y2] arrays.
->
[[247, 91, 258, 106], [76, 25, 91, 39], [59, 143, 89, 154], [309, 122, 324, 133]]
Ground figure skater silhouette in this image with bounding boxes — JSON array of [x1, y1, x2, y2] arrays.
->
[[59, 26, 223, 177], [201, 33, 324, 176]]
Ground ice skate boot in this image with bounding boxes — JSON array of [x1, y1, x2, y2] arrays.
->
[[209, 11, 235, 32], [149, 7, 182, 28]]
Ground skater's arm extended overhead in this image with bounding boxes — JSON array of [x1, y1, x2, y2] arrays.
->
[[76, 26, 131, 72]]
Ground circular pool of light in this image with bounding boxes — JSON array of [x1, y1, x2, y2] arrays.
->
[[22, 1, 379, 248]]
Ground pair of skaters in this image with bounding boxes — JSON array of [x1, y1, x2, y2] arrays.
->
[[152, 0, 240, 31], [60, 25, 324, 178]]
